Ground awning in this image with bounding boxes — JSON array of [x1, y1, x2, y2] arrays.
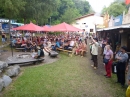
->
[[97, 24, 130, 32]]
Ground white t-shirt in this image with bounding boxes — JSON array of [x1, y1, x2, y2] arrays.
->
[[91, 42, 99, 55], [70, 41, 74, 47]]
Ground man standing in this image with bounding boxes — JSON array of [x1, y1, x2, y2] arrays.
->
[[116, 46, 128, 87], [90, 36, 99, 69]]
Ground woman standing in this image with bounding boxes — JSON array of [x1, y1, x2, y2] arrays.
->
[[104, 45, 113, 78]]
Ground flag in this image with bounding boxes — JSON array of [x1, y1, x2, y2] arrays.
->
[[126, 0, 130, 5]]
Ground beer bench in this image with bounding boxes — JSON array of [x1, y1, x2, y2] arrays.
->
[[56, 48, 72, 56], [8, 58, 44, 66], [15, 48, 25, 52]]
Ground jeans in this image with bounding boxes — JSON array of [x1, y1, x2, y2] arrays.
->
[[93, 55, 98, 67]]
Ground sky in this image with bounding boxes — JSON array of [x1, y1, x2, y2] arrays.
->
[[87, 0, 115, 13]]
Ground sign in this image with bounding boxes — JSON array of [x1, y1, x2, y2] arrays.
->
[[114, 15, 123, 26], [0, 19, 9, 23]]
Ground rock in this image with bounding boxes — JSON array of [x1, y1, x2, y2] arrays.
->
[[2, 75, 12, 87], [0, 78, 4, 92], [0, 61, 8, 70], [6, 65, 20, 77], [49, 51, 58, 57]]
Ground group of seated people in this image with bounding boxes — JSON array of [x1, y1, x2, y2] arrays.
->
[[11, 33, 87, 58]]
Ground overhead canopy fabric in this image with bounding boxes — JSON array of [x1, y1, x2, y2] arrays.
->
[[42, 25, 50, 31], [48, 22, 82, 32], [12, 23, 43, 31]]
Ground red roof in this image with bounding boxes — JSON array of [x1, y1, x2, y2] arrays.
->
[[75, 13, 104, 20], [75, 13, 95, 20]]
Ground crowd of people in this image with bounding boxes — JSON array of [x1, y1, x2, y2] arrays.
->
[[10, 31, 88, 58], [1, 31, 130, 96]]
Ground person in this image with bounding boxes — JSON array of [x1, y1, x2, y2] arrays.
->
[[52, 38, 63, 51], [126, 63, 130, 97], [31, 42, 37, 52], [79, 42, 87, 57], [1, 32, 6, 45], [34, 46, 44, 59], [90, 36, 99, 69], [115, 46, 128, 87], [126, 76, 130, 97], [101, 38, 107, 55], [25, 41, 31, 52], [103, 41, 110, 59], [104, 45, 113, 78]]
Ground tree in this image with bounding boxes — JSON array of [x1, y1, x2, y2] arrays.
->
[[0, 0, 25, 19], [72, 0, 91, 15], [60, 8, 81, 23], [101, 1, 127, 17]]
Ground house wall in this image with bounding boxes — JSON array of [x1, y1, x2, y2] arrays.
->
[[122, 8, 130, 24], [109, 16, 114, 27], [72, 15, 103, 33]]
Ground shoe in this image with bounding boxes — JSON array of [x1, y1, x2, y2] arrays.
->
[[121, 85, 125, 88], [106, 76, 111, 78], [104, 74, 107, 76], [115, 81, 120, 83], [94, 67, 97, 70], [91, 65, 94, 67]]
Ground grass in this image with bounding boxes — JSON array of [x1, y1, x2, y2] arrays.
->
[[2, 53, 126, 97]]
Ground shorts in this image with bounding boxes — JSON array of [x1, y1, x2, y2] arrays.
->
[[2, 38, 5, 42]]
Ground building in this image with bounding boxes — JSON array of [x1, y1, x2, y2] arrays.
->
[[97, 8, 130, 53], [72, 13, 104, 33], [0, 18, 24, 32]]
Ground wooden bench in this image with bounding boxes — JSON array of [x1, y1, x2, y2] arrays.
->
[[15, 48, 25, 52], [49, 51, 59, 57], [56, 48, 72, 56], [8, 58, 44, 66]]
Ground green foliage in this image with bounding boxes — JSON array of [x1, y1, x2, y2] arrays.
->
[[0, 0, 92, 25], [101, 1, 127, 17], [0, 0, 26, 19], [60, 8, 81, 24]]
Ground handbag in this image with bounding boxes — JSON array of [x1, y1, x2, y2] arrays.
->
[[103, 58, 109, 64]]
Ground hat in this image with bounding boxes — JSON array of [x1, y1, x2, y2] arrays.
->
[[93, 38, 98, 42], [37, 46, 40, 49], [121, 46, 127, 51]]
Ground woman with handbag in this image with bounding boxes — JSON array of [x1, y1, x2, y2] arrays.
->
[[104, 45, 113, 78]]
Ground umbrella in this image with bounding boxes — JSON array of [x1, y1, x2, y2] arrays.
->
[[42, 25, 50, 31], [12, 23, 43, 31], [48, 22, 82, 32]]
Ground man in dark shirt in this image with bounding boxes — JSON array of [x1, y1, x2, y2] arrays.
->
[[116, 46, 128, 87]]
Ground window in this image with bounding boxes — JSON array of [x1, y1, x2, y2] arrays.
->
[[90, 29, 93, 32], [82, 23, 86, 24]]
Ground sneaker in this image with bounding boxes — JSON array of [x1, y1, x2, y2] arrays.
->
[[94, 67, 97, 70], [106, 76, 111, 78], [91, 65, 94, 67]]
